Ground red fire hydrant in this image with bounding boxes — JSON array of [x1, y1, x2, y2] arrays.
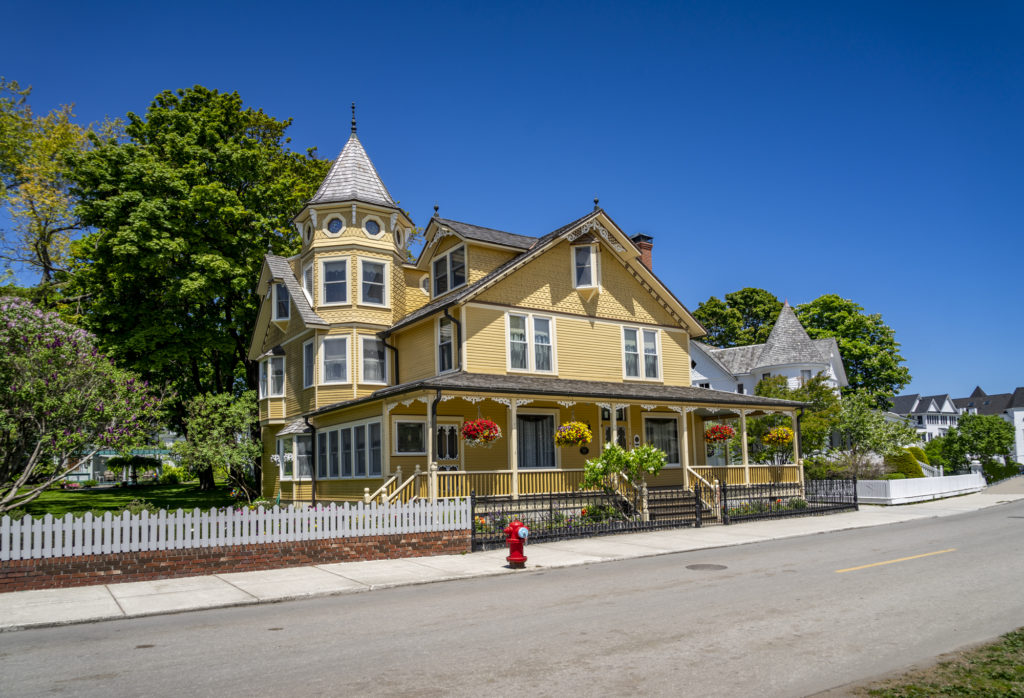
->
[[504, 520, 529, 569]]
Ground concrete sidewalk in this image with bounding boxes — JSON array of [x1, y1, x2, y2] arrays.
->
[[2, 489, 1022, 633]]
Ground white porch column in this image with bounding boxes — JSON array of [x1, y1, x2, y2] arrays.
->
[[740, 410, 750, 484], [791, 411, 804, 488], [679, 407, 691, 490], [609, 405, 618, 449], [509, 399, 519, 500], [382, 401, 392, 477]]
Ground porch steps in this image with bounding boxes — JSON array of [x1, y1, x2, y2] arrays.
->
[[646, 486, 711, 522]]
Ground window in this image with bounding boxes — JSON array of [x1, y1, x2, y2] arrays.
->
[[316, 420, 382, 479], [361, 336, 387, 384], [302, 264, 313, 303], [259, 357, 285, 398], [699, 382, 710, 389], [321, 336, 349, 384], [360, 259, 387, 306], [737, 384, 745, 394], [801, 369, 812, 384], [295, 436, 313, 479], [321, 258, 348, 305], [572, 245, 598, 289], [438, 317, 455, 373], [517, 414, 556, 469], [507, 313, 555, 373], [394, 420, 426, 455], [436, 424, 460, 461], [303, 340, 314, 388], [432, 245, 466, 297], [277, 437, 293, 479], [644, 416, 680, 465], [623, 327, 660, 380], [762, 373, 770, 381], [364, 219, 381, 237], [273, 283, 290, 321], [326, 217, 344, 235]]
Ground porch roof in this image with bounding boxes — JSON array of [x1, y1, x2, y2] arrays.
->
[[308, 371, 804, 418]]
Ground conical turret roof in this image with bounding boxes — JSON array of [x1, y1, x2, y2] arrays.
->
[[309, 131, 395, 208], [756, 302, 824, 367]]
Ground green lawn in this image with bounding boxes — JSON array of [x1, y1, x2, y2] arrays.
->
[[861, 628, 1024, 697], [20, 483, 236, 516]]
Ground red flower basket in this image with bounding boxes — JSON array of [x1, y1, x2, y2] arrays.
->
[[461, 418, 502, 447], [704, 424, 735, 443]]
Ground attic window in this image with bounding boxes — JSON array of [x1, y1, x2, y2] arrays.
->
[[572, 244, 599, 291], [326, 217, 344, 236], [432, 245, 466, 297], [273, 283, 290, 321]]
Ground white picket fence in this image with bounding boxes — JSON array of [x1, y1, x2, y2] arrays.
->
[[857, 473, 986, 505], [0, 499, 471, 561]]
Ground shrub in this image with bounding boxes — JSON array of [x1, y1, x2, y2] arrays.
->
[[882, 473, 907, 480], [802, 454, 849, 480], [159, 465, 185, 485], [82, 479, 98, 488], [789, 497, 808, 509], [885, 450, 925, 478], [907, 446, 929, 465], [982, 459, 1019, 484]]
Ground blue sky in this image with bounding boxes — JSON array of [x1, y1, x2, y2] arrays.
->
[[4, 1, 1022, 398]]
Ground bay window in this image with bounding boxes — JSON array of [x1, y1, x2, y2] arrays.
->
[[259, 356, 285, 397], [360, 259, 388, 306], [321, 258, 348, 305], [361, 336, 387, 384], [313, 420, 382, 479], [321, 336, 349, 384]]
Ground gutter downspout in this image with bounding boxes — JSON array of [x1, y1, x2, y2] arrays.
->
[[381, 334, 399, 385], [303, 416, 317, 507], [444, 308, 462, 370]]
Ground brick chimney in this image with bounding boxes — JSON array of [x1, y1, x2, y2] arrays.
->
[[631, 233, 654, 271]]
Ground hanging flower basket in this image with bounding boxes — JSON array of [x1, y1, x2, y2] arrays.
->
[[555, 421, 592, 447], [461, 418, 502, 447], [762, 426, 794, 447], [704, 424, 735, 443]]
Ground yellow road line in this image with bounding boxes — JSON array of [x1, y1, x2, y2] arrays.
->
[[836, 548, 956, 574]]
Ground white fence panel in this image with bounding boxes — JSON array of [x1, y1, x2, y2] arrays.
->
[[857, 473, 986, 505]]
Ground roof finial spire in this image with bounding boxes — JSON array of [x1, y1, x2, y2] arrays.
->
[[433, 203, 439, 217], [593, 196, 600, 210], [351, 103, 357, 134]]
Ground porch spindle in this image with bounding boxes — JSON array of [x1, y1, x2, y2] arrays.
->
[[740, 410, 750, 484]]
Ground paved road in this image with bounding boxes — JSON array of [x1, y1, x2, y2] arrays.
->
[[4, 501, 1024, 697]]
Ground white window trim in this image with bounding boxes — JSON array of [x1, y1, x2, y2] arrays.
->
[[357, 256, 390, 308], [392, 417, 427, 457], [262, 356, 286, 397], [271, 283, 290, 322], [571, 243, 600, 291], [315, 418, 384, 480], [319, 256, 351, 307], [361, 213, 386, 239], [431, 244, 467, 299], [622, 326, 662, 382], [505, 312, 557, 375], [303, 223, 313, 245], [324, 214, 345, 238], [437, 316, 456, 374], [642, 412, 681, 468], [302, 339, 314, 389], [319, 335, 350, 385], [277, 435, 314, 481], [359, 335, 389, 385], [515, 408, 561, 470], [301, 262, 314, 304]]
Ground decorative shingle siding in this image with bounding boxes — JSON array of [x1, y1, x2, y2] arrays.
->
[[468, 245, 517, 284]]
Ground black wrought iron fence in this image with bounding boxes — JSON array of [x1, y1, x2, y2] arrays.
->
[[470, 487, 709, 551], [722, 478, 857, 524]]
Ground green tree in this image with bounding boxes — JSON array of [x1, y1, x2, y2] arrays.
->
[[795, 294, 911, 403], [693, 288, 782, 347], [831, 391, 918, 477], [923, 436, 949, 473], [0, 296, 164, 513], [941, 414, 1015, 471], [751, 373, 841, 460], [172, 391, 261, 495], [67, 86, 329, 418], [582, 443, 667, 492]]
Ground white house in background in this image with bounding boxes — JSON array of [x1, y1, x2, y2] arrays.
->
[[890, 394, 960, 443], [954, 386, 1024, 463], [690, 302, 848, 395]]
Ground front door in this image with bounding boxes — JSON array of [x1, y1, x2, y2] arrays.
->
[[517, 414, 556, 469]]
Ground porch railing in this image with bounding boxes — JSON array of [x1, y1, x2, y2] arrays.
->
[[690, 464, 801, 486]]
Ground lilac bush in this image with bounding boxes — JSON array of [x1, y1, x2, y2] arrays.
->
[[0, 297, 164, 512]]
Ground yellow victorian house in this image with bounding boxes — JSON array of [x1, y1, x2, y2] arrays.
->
[[248, 120, 804, 506]]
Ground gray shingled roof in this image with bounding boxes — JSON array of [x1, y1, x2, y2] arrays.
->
[[309, 371, 804, 417], [278, 417, 312, 435], [309, 133, 395, 207], [890, 394, 920, 415], [265, 255, 328, 328], [435, 217, 536, 250], [710, 344, 764, 374], [756, 303, 825, 367], [953, 391, 1015, 415]]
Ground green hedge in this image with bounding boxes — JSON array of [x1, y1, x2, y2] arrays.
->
[[906, 446, 929, 465], [885, 450, 925, 478]]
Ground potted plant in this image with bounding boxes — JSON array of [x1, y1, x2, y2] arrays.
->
[[461, 418, 502, 447], [704, 424, 735, 443], [555, 421, 592, 447]]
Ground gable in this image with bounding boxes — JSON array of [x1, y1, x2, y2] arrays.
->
[[475, 236, 680, 327]]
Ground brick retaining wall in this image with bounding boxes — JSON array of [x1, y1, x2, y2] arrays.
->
[[0, 530, 471, 593]]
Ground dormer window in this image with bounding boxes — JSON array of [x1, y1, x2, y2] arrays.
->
[[573, 244, 598, 290], [432, 245, 466, 297], [273, 283, 290, 321]]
